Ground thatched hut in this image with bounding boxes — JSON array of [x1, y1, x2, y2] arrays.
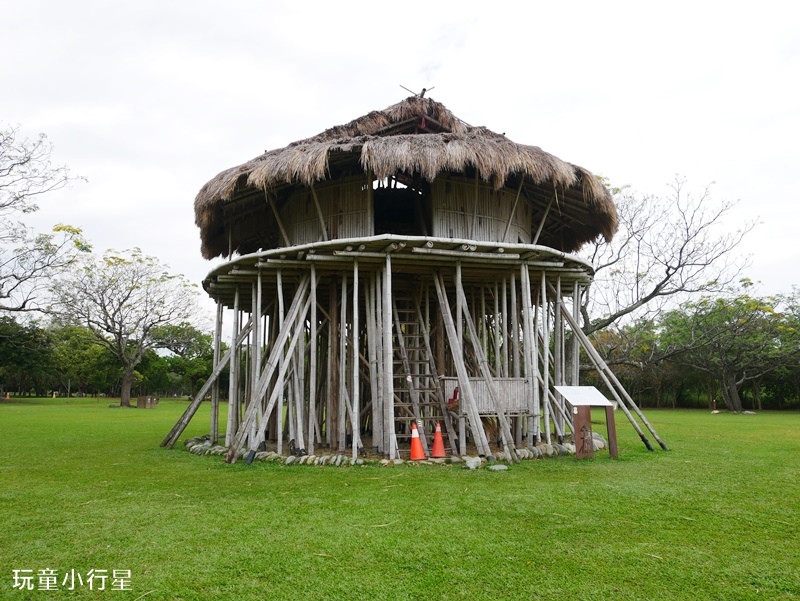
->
[[164, 96, 666, 461]]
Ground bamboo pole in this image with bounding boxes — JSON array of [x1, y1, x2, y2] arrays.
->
[[338, 274, 348, 453], [276, 271, 285, 454], [307, 265, 317, 455], [228, 275, 310, 458], [232, 295, 313, 461], [351, 259, 360, 459], [162, 319, 251, 449], [454, 278, 519, 462], [502, 177, 526, 243], [329, 277, 339, 450], [520, 264, 537, 445], [371, 273, 384, 454], [554, 296, 661, 451], [433, 272, 492, 457], [383, 254, 396, 458], [540, 272, 551, 444], [554, 276, 565, 442], [493, 281, 501, 376], [210, 301, 223, 444], [226, 277, 311, 461], [501, 277, 509, 377], [225, 287, 241, 447], [532, 278, 540, 442], [532, 193, 556, 246], [293, 320, 306, 452], [365, 274, 381, 454], [309, 182, 329, 241], [265, 189, 292, 247]]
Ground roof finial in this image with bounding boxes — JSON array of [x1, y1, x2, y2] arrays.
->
[[400, 84, 435, 98]]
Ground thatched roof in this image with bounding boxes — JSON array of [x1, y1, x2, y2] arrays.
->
[[195, 96, 617, 259]]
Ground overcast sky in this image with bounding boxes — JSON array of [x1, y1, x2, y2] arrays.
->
[[3, 0, 798, 322]]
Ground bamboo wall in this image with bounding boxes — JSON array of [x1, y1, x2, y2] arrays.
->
[[431, 177, 531, 243], [282, 176, 373, 244]]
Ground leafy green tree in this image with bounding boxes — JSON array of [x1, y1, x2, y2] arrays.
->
[[662, 283, 800, 411], [52, 249, 201, 406], [49, 325, 117, 396], [0, 317, 54, 395]]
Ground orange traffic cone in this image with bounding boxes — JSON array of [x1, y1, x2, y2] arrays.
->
[[409, 423, 426, 460], [431, 422, 446, 458]]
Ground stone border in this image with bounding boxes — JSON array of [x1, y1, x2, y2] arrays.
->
[[181, 433, 610, 469]]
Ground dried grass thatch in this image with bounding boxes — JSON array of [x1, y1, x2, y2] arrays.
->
[[195, 96, 617, 259]]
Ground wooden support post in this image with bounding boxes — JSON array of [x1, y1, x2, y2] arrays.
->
[[210, 301, 223, 444], [161, 319, 251, 449], [555, 297, 662, 451], [574, 405, 593, 459], [520, 265, 537, 446], [309, 182, 329, 241], [541, 272, 551, 444], [351, 260, 360, 459], [329, 277, 339, 451], [225, 287, 241, 447], [532, 193, 556, 246], [238, 295, 312, 460], [383, 254, 395, 458], [365, 274, 381, 454], [605, 406, 619, 458], [501, 277, 509, 377], [276, 271, 285, 454], [307, 265, 318, 455], [502, 177, 526, 243], [531, 272, 541, 442], [554, 276, 565, 441], [493, 281, 501, 377], [226, 276, 311, 462], [265, 189, 292, 247], [338, 274, 349, 453], [572, 281, 581, 386], [454, 278, 519, 462], [433, 272, 492, 457]]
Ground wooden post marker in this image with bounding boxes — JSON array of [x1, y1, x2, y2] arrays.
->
[[555, 386, 619, 459]]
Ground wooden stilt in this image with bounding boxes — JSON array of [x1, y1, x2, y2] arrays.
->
[[161, 317, 251, 449], [210, 301, 223, 444], [540, 272, 551, 444], [307, 265, 317, 455], [225, 287, 241, 447], [454, 278, 519, 462], [351, 260, 360, 459], [383, 254, 396, 458], [433, 271, 492, 457], [276, 271, 285, 455]]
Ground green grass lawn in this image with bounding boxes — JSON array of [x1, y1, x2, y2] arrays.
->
[[0, 399, 797, 600]]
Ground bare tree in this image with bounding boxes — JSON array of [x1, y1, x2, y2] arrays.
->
[[0, 125, 88, 312], [580, 177, 755, 340], [52, 249, 200, 407]]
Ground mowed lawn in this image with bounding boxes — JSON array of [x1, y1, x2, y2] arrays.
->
[[0, 399, 797, 601]]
